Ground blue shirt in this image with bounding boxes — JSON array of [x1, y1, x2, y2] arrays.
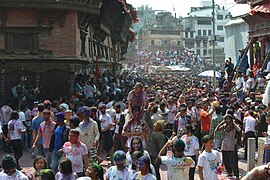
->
[[31, 115, 43, 145], [53, 125, 64, 152]]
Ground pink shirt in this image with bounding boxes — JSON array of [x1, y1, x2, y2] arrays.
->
[[39, 121, 55, 148]]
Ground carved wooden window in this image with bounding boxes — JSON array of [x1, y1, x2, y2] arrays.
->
[[5, 31, 38, 55]]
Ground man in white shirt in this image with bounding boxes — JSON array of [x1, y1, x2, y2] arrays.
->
[[243, 110, 257, 160], [0, 155, 28, 180], [235, 71, 244, 101]]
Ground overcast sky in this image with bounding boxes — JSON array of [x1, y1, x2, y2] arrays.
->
[[126, 0, 250, 17]]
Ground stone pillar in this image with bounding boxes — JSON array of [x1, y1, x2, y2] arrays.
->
[[258, 137, 266, 165], [247, 138, 256, 171], [0, 74, 5, 105]]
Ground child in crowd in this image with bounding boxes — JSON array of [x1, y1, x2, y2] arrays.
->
[[105, 150, 132, 180], [157, 139, 195, 180], [28, 156, 48, 180], [55, 158, 77, 180], [197, 135, 222, 180], [132, 156, 156, 180], [35, 169, 55, 180]]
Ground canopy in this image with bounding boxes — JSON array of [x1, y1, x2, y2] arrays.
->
[[198, 70, 221, 78]]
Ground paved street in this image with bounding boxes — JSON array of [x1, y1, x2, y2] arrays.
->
[[0, 149, 249, 179]]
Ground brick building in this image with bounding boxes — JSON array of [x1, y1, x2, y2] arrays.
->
[[0, 0, 134, 105]]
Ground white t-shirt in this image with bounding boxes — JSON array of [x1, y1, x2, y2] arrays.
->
[[18, 111, 26, 131], [236, 77, 244, 91], [105, 166, 132, 180], [181, 135, 199, 156], [63, 141, 88, 173], [132, 172, 156, 180], [258, 77, 265, 87], [0, 170, 28, 180], [161, 156, 195, 180], [243, 116, 256, 133], [247, 77, 255, 90], [130, 164, 156, 178], [99, 113, 113, 132], [8, 120, 22, 140], [197, 150, 221, 180]]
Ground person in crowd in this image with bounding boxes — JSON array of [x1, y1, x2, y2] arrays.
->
[[0, 102, 13, 153], [215, 114, 241, 178], [174, 106, 191, 136], [146, 120, 166, 180], [126, 137, 151, 168], [98, 103, 113, 159], [113, 103, 128, 151], [50, 112, 70, 173], [243, 110, 257, 160], [28, 155, 48, 180], [127, 82, 148, 115], [237, 48, 249, 75], [85, 163, 104, 180], [129, 151, 156, 177], [197, 135, 222, 180], [209, 106, 224, 150], [167, 97, 177, 130], [132, 156, 157, 180], [234, 71, 245, 101], [32, 109, 56, 167], [18, 103, 29, 152], [200, 99, 214, 137], [157, 138, 195, 180], [0, 154, 28, 179], [105, 150, 132, 180], [123, 106, 150, 148], [7, 111, 23, 170], [55, 157, 77, 180], [241, 162, 270, 180], [180, 124, 199, 180], [79, 107, 100, 163], [63, 129, 89, 177], [69, 115, 83, 141], [35, 169, 55, 180], [31, 103, 45, 157]]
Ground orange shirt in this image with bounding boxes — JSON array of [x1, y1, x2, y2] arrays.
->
[[200, 109, 211, 132]]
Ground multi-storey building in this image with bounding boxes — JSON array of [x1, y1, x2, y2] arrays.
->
[[0, 0, 135, 104], [138, 12, 184, 51], [182, 0, 232, 60]]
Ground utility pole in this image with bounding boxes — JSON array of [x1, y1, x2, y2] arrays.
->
[[212, 0, 216, 90]]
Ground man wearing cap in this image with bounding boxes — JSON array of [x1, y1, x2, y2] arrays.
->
[[237, 48, 249, 75], [32, 109, 55, 166], [79, 108, 100, 163], [50, 112, 70, 173]]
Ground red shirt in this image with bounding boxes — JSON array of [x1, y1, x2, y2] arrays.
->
[[200, 109, 211, 132]]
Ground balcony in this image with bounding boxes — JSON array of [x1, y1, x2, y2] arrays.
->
[[0, 0, 101, 14]]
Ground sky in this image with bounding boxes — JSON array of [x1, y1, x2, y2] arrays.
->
[[126, 0, 250, 17]]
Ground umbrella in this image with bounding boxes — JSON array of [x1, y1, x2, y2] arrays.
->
[[198, 70, 221, 78]]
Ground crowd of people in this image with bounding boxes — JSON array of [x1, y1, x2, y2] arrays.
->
[[0, 56, 270, 180]]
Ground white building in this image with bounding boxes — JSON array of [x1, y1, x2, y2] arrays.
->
[[182, 1, 232, 58], [224, 16, 249, 64]]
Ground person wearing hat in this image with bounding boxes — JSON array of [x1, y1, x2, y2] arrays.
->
[[50, 112, 71, 173], [174, 105, 192, 136], [32, 109, 56, 166], [157, 139, 195, 180], [237, 48, 249, 75], [79, 107, 100, 163]]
